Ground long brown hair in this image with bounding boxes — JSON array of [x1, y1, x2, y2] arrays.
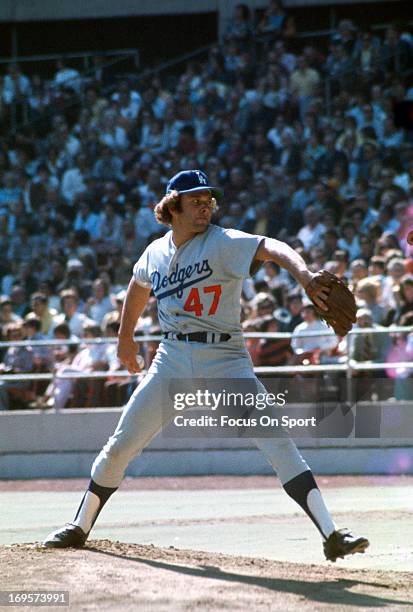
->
[[154, 190, 218, 227], [154, 190, 181, 227]]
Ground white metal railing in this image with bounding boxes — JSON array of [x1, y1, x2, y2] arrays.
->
[[0, 327, 411, 384], [1, 324, 411, 348], [0, 48, 139, 66]]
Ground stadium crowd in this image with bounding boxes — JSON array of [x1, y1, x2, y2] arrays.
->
[[0, 0, 413, 409]]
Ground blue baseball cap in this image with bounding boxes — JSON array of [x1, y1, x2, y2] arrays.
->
[[166, 169, 223, 200]]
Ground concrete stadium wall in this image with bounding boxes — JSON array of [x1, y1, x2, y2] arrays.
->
[[0, 0, 260, 44], [0, 0, 220, 21], [0, 0, 398, 22], [1, 409, 412, 478]]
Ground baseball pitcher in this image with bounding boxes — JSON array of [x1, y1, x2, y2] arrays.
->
[[43, 169, 368, 562]]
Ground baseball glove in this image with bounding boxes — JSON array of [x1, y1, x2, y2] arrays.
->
[[305, 270, 357, 336]]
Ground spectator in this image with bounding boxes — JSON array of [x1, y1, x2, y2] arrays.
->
[[111, 80, 141, 123], [380, 117, 404, 148], [385, 311, 413, 400], [255, 315, 292, 366], [382, 257, 407, 308], [53, 60, 82, 94], [358, 233, 374, 264], [61, 153, 90, 204], [96, 203, 123, 246], [68, 322, 109, 407], [385, 274, 413, 325], [356, 277, 387, 324], [52, 289, 94, 337], [101, 289, 125, 329], [285, 292, 303, 332], [99, 109, 129, 152], [314, 133, 347, 177], [353, 29, 381, 81], [84, 85, 108, 120], [257, 1, 290, 42], [102, 319, 133, 406], [224, 4, 252, 47], [381, 25, 413, 74], [378, 204, 400, 234], [255, 261, 291, 293], [0, 322, 34, 410], [92, 145, 124, 182], [250, 292, 277, 319], [350, 194, 379, 231], [291, 303, 338, 363], [335, 19, 357, 54], [139, 119, 167, 156], [22, 314, 53, 370], [325, 43, 348, 95], [331, 250, 349, 279], [0, 171, 22, 211], [350, 307, 390, 363], [322, 229, 339, 260], [349, 258, 368, 291], [278, 130, 301, 174], [84, 278, 113, 325], [0, 296, 22, 331], [56, 258, 91, 300], [26, 163, 59, 212], [131, 294, 157, 334], [290, 55, 321, 119], [274, 40, 297, 74], [297, 206, 326, 251], [368, 255, 386, 280], [28, 292, 58, 335], [10, 285, 30, 318], [101, 180, 125, 212], [134, 201, 164, 247], [3, 64, 31, 106], [73, 201, 100, 240], [287, 171, 314, 233], [337, 221, 361, 261], [42, 322, 79, 409], [119, 217, 147, 259]]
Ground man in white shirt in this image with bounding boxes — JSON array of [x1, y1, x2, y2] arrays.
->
[[297, 206, 326, 251], [111, 81, 141, 121], [51, 289, 95, 338], [3, 64, 31, 104], [61, 153, 89, 204], [53, 60, 82, 94], [291, 303, 338, 361]]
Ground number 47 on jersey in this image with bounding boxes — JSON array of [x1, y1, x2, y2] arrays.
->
[[183, 284, 222, 316]]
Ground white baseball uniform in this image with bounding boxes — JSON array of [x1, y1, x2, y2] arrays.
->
[[44, 173, 358, 554], [91, 224, 309, 488]]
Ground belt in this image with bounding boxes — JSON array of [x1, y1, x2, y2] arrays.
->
[[163, 331, 231, 343]]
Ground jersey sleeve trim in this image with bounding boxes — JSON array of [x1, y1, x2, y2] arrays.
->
[[133, 276, 152, 289], [249, 237, 266, 276], [132, 249, 152, 288]]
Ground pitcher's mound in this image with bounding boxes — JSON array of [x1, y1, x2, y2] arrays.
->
[[1, 541, 412, 611]]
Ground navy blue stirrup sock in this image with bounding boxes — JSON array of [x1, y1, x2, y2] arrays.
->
[[73, 479, 118, 533], [283, 470, 335, 538]]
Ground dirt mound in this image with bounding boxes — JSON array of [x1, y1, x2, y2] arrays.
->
[[2, 541, 412, 611]]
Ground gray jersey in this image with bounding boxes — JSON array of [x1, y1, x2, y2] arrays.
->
[[133, 224, 263, 334]]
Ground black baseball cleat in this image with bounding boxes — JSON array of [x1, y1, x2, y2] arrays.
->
[[323, 528, 369, 562], [42, 523, 88, 549]]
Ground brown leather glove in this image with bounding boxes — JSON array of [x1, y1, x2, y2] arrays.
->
[[305, 270, 357, 336]]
